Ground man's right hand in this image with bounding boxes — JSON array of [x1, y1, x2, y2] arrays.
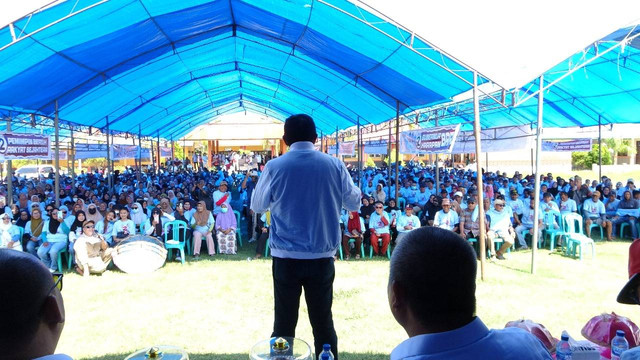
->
[[43, 242, 50, 247]]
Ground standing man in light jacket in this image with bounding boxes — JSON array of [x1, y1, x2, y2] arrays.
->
[[251, 114, 361, 360]]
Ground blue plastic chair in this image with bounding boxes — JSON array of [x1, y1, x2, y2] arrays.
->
[[42, 232, 70, 271], [562, 213, 595, 260], [587, 221, 604, 240], [233, 210, 243, 247], [397, 197, 406, 210], [542, 210, 564, 250], [163, 220, 188, 264], [339, 237, 365, 260], [369, 239, 392, 259]]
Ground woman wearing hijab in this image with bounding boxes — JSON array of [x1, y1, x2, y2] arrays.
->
[[341, 211, 365, 260], [86, 203, 103, 224], [11, 204, 21, 222], [159, 198, 173, 216], [15, 209, 30, 229], [37, 208, 70, 272], [96, 210, 116, 246], [25, 208, 45, 256], [385, 198, 401, 244], [374, 183, 386, 203], [190, 200, 215, 258], [167, 190, 178, 208], [68, 210, 87, 263], [74, 219, 113, 277], [0, 213, 22, 251], [144, 208, 173, 239], [130, 202, 148, 228], [215, 203, 237, 255], [359, 197, 375, 226]]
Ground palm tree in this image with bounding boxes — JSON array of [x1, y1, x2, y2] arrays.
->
[[604, 138, 637, 165]]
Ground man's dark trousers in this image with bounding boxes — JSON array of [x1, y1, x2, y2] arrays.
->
[[271, 256, 338, 360]]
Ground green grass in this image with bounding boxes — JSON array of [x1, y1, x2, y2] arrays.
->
[[57, 239, 640, 360]]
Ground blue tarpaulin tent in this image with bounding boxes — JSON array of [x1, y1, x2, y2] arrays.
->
[[409, 25, 640, 132], [0, 0, 496, 138]]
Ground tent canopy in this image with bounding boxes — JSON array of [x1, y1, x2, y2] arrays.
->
[[0, 0, 496, 139], [410, 25, 640, 132]]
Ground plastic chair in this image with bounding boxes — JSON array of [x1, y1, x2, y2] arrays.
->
[[542, 210, 564, 250], [265, 235, 270, 258], [587, 221, 604, 241], [42, 232, 69, 271], [369, 239, 391, 259], [163, 220, 188, 264], [338, 237, 365, 260], [397, 197, 406, 210], [233, 210, 243, 247], [562, 213, 595, 260], [621, 223, 630, 239], [493, 237, 513, 257]]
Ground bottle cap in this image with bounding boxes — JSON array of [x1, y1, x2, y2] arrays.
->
[[561, 335, 569, 341], [617, 330, 626, 337], [321, 354, 330, 360], [323, 344, 331, 350]]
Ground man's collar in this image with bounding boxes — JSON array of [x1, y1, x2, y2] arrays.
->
[[391, 317, 487, 360], [289, 141, 315, 151]]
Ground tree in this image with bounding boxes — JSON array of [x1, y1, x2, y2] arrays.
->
[[604, 138, 636, 165], [571, 144, 612, 169], [172, 142, 185, 160]]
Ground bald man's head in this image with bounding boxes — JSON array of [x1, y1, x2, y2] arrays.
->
[[0, 249, 65, 357]]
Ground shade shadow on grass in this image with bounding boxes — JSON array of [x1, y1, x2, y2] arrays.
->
[[80, 352, 390, 360]]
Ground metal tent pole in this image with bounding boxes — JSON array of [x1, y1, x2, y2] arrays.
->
[[473, 71, 486, 281], [598, 117, 602, 181], [335, 126, 339, 158], [395, 101, 400, 201], [182, 138, 186, 162], [357, 117, 362, 187], [157, 133, 161, 172], [485, 152, 489, 173], [6, 117, 12, 205], [387, 119, 392, 197], [531, 75, 544, 275], [106, 117, 112, 191], [54, 100, 60, 207], [435, 118, 439, 190], [70, 126, 75, 177], [137, 126, 142, 185]]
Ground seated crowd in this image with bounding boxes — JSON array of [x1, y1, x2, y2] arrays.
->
[[341, 162, 639, 260], [0, 162, 266, 274]]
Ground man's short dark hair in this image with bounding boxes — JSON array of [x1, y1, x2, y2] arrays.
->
[[283, 114, 317, 144], [389, 227, 476, 327], [0, 249, 52, 347]]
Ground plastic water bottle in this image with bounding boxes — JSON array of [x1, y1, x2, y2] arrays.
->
[[556, 334, 572, 360], [318, 344, 334, 360], [612, 330, 629, 360]]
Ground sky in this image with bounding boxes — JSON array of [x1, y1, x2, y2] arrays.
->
[[1, 0, 639, 89]]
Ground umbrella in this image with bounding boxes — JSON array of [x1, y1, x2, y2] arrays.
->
[[505, 319, 558, 353], [582, 312, 640, 348]]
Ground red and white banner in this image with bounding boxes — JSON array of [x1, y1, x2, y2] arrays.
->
[[0, 133, 51, 160]]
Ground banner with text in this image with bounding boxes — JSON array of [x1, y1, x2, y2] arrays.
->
[[328, 142, 356, 156], [74, 143, 108, 159], [160, 147, 172, 158], [0, 133, 50, 160], [363, 140, 388, 154], [399, 124, 460, 154], [451, 125, 532, 154], [44, 151, 68, 161], [542, 139, 592, 152]]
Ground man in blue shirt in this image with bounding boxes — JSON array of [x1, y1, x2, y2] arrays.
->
[[251, 114, 361, 360], [388, 227, 552, 360]]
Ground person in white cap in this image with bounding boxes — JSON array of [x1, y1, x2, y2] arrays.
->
[[486, 199, 515, 260], [451, 191, 465, 216], [396, 205, 421, 244], [433, 198, 459, 233]]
